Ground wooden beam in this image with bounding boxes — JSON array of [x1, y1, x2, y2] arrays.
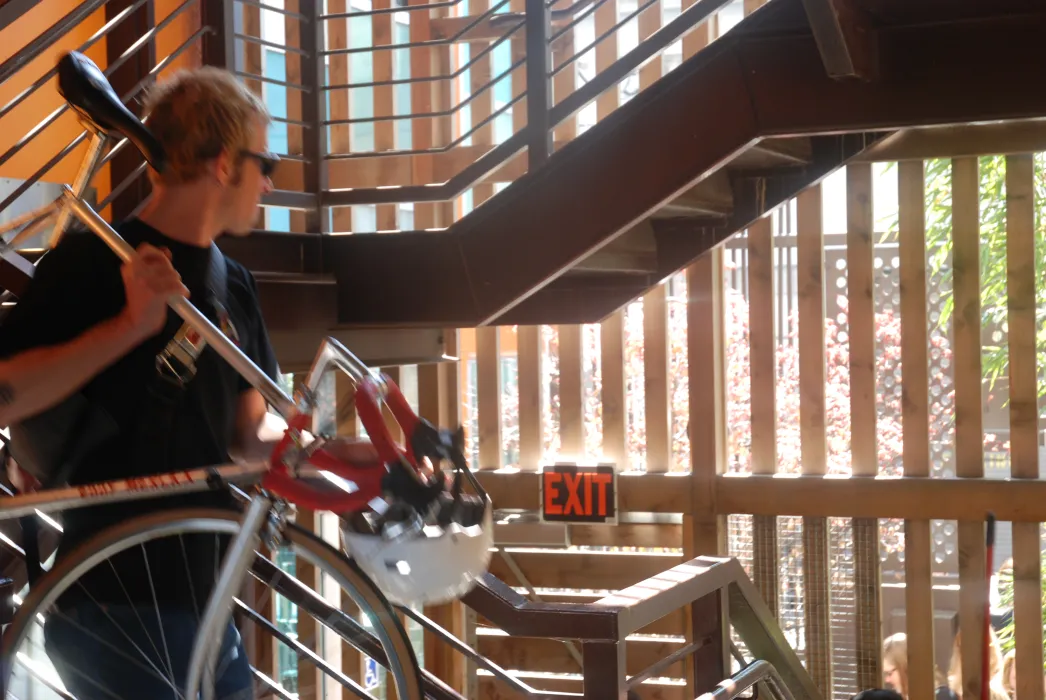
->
[[800, 0, 878, 80], [715, 475, 1046, 523]]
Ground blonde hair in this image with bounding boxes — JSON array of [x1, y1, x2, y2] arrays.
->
[[142, 67, 269, 185], [949, 629, 1008, 700], [884, 633, 910, 698], [1001, 649, 1015, 698]]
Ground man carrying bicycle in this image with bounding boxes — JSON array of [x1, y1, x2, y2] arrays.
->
[[0, 66, 283, 698]]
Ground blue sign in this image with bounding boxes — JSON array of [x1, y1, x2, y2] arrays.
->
[[364, 657, 380, 690]]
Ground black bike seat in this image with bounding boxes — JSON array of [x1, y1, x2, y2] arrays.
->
[[56, 50, 166, 173]]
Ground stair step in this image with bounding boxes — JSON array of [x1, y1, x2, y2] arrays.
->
[[657, 170, 734, 218]]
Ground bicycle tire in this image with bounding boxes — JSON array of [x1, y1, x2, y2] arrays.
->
[[0, 507, 424, 700]]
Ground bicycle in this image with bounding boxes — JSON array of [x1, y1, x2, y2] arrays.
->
[[0, 50, 493, 700]]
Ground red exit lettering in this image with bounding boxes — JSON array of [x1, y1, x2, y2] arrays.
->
[[541, 466, 616, 523]]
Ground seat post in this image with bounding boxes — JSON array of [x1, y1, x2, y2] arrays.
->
[[46, 124, 108, 249]]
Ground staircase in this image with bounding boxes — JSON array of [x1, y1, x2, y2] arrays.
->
[[209, 0, 1046, 329], [4, 2, 1046, 333]]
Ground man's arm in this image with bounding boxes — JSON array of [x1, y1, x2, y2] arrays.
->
[[0, 242, 188, 428], [0, 315, 150, 427], [231, 389, 383, 465]]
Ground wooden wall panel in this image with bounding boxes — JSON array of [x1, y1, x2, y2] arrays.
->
[[1005, 153, 1044, 700], [898, 158, 936, 700], [952, 157, 987, 700]]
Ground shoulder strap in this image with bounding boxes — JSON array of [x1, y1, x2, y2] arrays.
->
[[134, 244, 230, 471], [207, 242, 227, 310]]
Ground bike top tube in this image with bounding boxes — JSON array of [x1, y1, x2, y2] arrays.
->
[[0, 462, 273, 520]]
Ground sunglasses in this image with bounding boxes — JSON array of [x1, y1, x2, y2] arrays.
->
[[240, 150, 280, 178]]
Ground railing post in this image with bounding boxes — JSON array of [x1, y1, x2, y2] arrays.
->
[[105, 0, 156, 222], [524, 0, 552, 170], [582, 641, 628, 700], [299, 2, 328, 233], [201, 0, 238, 71]]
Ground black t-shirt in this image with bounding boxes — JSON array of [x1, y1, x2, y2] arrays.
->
[[0, 219, 280, 609]]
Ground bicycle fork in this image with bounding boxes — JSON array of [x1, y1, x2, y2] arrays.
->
[[185, 492, 273, 700]]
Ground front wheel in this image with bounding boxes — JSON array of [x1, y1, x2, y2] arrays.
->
[[0, 507, 424, 700]]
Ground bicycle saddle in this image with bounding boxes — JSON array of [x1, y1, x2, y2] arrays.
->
[[56, 51, 166, 173]]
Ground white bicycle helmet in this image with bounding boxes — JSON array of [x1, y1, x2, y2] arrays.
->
[[341, 492, 493, 606], [339, 423, 494, 607]]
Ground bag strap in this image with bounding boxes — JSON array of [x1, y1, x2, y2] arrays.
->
[[134, 244, 230, 471]]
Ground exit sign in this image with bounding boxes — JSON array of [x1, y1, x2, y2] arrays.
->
[[540, 464, 617, 525]]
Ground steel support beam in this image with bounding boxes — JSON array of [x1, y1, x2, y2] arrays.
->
[[326, 2, 1046, 328], [800, 0, 878, 81]]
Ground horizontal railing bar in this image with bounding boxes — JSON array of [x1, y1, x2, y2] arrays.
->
[[0, 26, 209, 216], [0, 0, 203, 174], [323, 19, 524, 92], [264, 190, 318, 209], [551, 0, 732, 123], [0, 0, 150, 122], [325, 92, 522, 160], [320, 1, 460, 19], [625, 637, 710, 689], [274, 152, 310, 163], [233, 32, 310, 56], [0, 0, 108, 85], [251, 670, 296, 700], [325, 58, 525, 125], [549, 0, 606, 42], [234, 71, 311, 92], [272, 115, 312, 127], [237, 0, 309, 20], [0, 133, 91, 221], [551, 0, 660, 77], [322, 0, 513, 55], [234, 600, 372, 699], [323, 129, 527, 205], [98, 161, 149, 211], [398, 606, 542, 695]]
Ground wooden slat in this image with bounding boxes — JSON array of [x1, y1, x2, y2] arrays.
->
[[373, 0, 397, 231], [797, 184, 828, 477], [284, 1, 307, 233], [478, 606, 686, 637], [847, 162, 877, 477], [847, 162, 882, 691], [570, 523, 682, 549], [517, 325, 544, 470], [558, 324, 585, 457], [644, 285, 671, 472], [797, 183, 831, 694], [898, 158, 935, 700], [952, 156, 986, 700], [746, 216, 778, 614], [478, 634, 684, 678], [714, 475, 1046, 522], [488, 550, 683, 591], [601, 311, 627, 469], [328, 3, 353, 233], [478, 676, 686, 700], [1006, 153, 1044, 700], [241, 2, 263, 96], [410, 0, 438, 230], [477, 326, 503, 469]]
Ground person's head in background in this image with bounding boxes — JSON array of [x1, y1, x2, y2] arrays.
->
[[949, 628, 1008, 700], [854, 689, 904, 700], [884, 633, 909, 698], [1001, 649, 1015, 699]]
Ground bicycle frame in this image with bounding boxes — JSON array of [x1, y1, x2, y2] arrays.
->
[[0, 144, 404, 699]]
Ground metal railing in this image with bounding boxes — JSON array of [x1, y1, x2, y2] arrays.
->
[[208, 0, 749, 230]]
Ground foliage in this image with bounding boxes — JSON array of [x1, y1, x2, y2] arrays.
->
[[884, 155, 1046, 407], [994, 560, 1046, 671]]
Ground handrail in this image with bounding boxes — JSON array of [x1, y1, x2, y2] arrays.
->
[[321, 0, 733, 207], [458, 556, 823, 700]]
